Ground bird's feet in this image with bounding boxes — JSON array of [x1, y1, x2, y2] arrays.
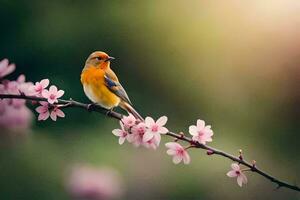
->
[[87, 103, 97, 112], [106, 108, 114, 116]]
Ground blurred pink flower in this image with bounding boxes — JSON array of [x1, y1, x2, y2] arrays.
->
[[16, 75, 34, 96], [165, 142, 191, 164], [143, 116, 168, 144], [66, 165, 123, 200], [121, 114, 136, 129], [0, 100, 6, 114], [0, 60, 34, 132], [42, 85, 64, 104], [189, 119, 213, 144], [129, 122, 147, 147], [1, 80, 24, 108], [227, 163, 248, 187], [0, 58, 15, 78], [30, 79, 49, 96], [112, 121, 128, 145], [0, 101, 32, 131], [0, 75, 34, 107]]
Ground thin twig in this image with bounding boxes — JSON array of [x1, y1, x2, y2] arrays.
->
[[0, 94, 299, 192]]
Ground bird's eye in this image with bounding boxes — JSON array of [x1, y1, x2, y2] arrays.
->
[[95, 56, 102, 61]]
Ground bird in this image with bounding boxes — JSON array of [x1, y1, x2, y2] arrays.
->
[[80, 51, 143, 120]]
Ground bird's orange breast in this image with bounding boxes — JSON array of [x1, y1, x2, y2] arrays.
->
[[81, 66, 120, 109]]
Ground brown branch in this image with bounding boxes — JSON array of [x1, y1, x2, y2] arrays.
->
[[1, 94, 299, 192]]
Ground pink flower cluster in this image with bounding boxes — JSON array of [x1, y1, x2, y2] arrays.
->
[[113, 116, 214, 166], [0, 58, 66, 132], [28, 78, 65, 121], [35, 102, 65, 121], [113, 116, 246, 187], [112, 114, 168, 149], [0, 59, 33, 131], [165, 119, 213, 165], [30, 81, 65, 121]]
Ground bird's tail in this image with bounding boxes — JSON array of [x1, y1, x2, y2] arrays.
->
[[120, 102, 144, 121]]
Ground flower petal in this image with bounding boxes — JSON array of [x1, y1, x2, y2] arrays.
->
[[112, 129, 122, 136], [49, 85, 57, 93], [183, 151, 191, 164], [50, 112, 57, 121], [237, 175, 243, 187], [197, 119, 205, 129], [153, 133, 161, 146], [38, 112, 49, 121], [145, 116, 155, 127], [156, 116, 167, 126], [35, 106, 47, 113], [172, 155, 182, 164], [226, 170, 237, 178], [17, 74, 25, 83], [48, 98, 56, 104], [240, 173, 248, 184], [165, 142, 181, 150], [159, 127, 169, 134], [56, 90, 65, 98], [40, 101, 49, 106], [231, 163, 240, 171], [0, 59, 8, 70], [166, 149, 176, 155], [143, 131, 154, 142], [119, 137, 126, 145], [1, 63, 16, 77], [55, 109, 65, 118], [42, 90, 49, 98], [189, 125, 198, 136], [40, 79, 49, 88]]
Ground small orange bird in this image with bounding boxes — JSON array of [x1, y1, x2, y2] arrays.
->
[[80, 51, 142, 120]]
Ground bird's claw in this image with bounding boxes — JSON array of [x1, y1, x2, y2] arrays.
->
[[87, 103, 97, 111], [106, 108, 114, 116]]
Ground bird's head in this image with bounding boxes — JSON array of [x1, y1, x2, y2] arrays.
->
[[85, 51, 115, 69]]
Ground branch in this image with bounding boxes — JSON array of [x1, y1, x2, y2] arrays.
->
[[1, 94, 299, 192]]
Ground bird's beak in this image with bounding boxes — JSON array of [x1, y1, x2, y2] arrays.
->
[[105, 56, 115, 62]]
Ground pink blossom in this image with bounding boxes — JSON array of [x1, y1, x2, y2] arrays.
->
[[66, 165, 123, 200], [35, 102, 50, 121], [121, 114, 136, 129], [0, 58, 15, 78], [143, 116, 168, 144], [50, 106, 65, 121], [30, 79, 49, 96], [42, 85, 64, 104], [189, 119, 213, 144], [165, 142, 191, 164], [143, 137, 159, 150], [112, 121, 129, 145], [129, 122, 147, 147], [35, 102, 65, 121], [227, 163, 248, 187]]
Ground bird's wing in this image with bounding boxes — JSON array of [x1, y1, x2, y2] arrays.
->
[[104, 72, 132, 105]]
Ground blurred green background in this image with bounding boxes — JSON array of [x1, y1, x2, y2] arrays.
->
[[0, 0, 299, 199]]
